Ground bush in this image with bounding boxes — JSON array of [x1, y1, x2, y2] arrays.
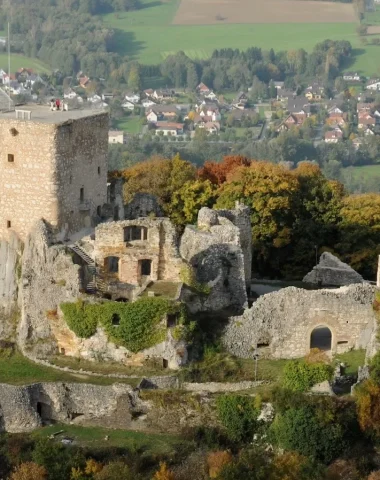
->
[[282, 360, 333, 392], [272, 405, 347, 463], [61, 298, 186, 352], [216, 395, 259, 443]]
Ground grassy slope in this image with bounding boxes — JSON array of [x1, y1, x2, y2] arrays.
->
[[0, 353, 139, 386], [0, 54, 50, 73], [115, 115, 143, 133], [32, 424, 181, 452]]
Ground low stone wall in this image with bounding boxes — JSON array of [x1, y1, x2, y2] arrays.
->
[[182, 381, 264, 393]]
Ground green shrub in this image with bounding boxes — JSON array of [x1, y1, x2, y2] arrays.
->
[[60, 300, 98, 338], [216, 394, 259, 443], [282, 360, 333, 392], [180, 264, 211, 295], [271, 405, 347, 464], [61, 298, 188, 352]]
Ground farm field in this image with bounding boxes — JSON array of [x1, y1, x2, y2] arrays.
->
[[0, 53, 50, 73], [101, 0, 380, 76]]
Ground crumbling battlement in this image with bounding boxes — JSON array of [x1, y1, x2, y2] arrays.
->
[[223, 283, 376, 359]]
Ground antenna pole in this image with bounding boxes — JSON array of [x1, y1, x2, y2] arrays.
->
[[7, 21, 11, 111]]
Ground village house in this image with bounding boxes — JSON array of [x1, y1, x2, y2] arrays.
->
[[325, 129, 343, 143], [155, 121, 184, 136], [277, 89, 295, 101], [121, 100, 135, 111], [305, 82, 324, 101], [328, 105, 343, 115], [142, 99, 156, 108], [232, 92, 249, 110], [144, 88, 154, 97], [327, 112, 347, 127], [343, 72, 361, 82], [197, 82, 211, 95], [273, 81, 285, 90], [146, 105, 180, 122], [357, 102, 374, 114], [64, 89, 78, 100], [366, 79, 380, 91], [227, 108, 258, 123], [358, 113, 376, 129], [364, 127, 375, 136], [203, 121, 220, 134], [102, 93, 114, 102], [87, 94, 102, 104], [108, 130, 126, 144], [277, 113, 306, 132], [79, 76, 91, 89], [152, 89, 175, 101], [204, 91, 217, 100], [124, 92, 140, 104], [287, 96, 311, 116]]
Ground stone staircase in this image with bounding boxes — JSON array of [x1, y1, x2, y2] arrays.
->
[[68, 244, 106, 294]]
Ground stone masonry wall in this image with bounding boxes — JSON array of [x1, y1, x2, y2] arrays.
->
[[0, 119, 59, 241], [55, 113, 108, 238], [0, 112, 109, 243], [95, 218, 183, 285], [223, 284, 376, 359]]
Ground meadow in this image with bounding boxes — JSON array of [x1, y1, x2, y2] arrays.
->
[[0, 53, 50, 74], [345, 164, 380, 180]]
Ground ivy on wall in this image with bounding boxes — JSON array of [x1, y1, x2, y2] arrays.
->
[[60, 297, 187, 353]]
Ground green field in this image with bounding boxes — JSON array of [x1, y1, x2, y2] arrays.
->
[[0, 53, 50, 73], [364, 6, 380, 25], [345, 164, 380, 180], [98, 0, 377, 75], [115, 115, 143, 133]]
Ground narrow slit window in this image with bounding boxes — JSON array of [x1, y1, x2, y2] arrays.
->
[[7, 220, 11, 228], [7, 154, 14, 163]]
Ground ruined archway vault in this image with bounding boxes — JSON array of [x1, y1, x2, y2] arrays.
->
[[222, 284, 377, 359]]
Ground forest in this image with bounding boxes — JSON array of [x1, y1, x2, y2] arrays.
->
[[111, 154, 380, 280]]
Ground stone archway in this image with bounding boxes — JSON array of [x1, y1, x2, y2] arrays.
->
[[310, 325, 332, 352]]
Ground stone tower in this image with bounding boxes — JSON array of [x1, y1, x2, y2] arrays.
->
[[0, 106, 109, 241]]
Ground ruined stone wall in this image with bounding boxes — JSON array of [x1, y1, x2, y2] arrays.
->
[[0, 119, 59, 241], [95, 218, 182, 285], [0, 382, 147, 433], [55, 113, 108, 238], [223, 284, 376, 359], [180, 208, 248, 313], [216, 202, 252, 285]]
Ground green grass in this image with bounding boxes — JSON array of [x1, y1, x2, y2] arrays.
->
[[0, 353, 139, 386], [0, 54, 50, 73], [32, 423, 181, 454], [115, 115, 143, 133], [344, 164, 380, 180], [364, 6, 380, 25], [334, 349, 366, 376]]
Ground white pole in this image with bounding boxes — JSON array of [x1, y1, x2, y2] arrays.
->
[[7, 21, 11, 111]]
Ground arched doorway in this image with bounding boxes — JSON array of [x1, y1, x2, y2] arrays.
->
[[310, 326, 332, 351]]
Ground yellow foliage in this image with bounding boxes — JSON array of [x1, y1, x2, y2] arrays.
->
[[153, 462, 176, 480], [85, 459, 103, 475], [11, 462, 48, 480], [355, 380, 380, 434], [207, 450, 233, 478], [272, 452, 306, 480]]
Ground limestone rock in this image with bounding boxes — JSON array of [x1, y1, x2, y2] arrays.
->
[[124, 193, 163, 220], [303, 252, 364, 287], [197, 207, 219, 230], [310, 380, 334, 395]]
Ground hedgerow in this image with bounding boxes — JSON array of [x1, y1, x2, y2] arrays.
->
[[60, 297, 187, 352], [282, 360, 333, 392]]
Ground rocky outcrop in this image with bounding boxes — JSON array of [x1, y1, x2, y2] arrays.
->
[[179, 207, 250, 313], [19, 221, 82, 356], [303, 252, 364, 287], [223, 284, 376, 359], [0, 232, 23, 340], [0, 382, 147, 433]]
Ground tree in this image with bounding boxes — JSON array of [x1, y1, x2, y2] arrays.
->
[[207, 451, 233, 478], [94, 461, 131, 480], [198, 155, 251, 186], [128, 64, 141, 91], [355, 380, 380, 437], [11, 462, 48, 480], [216, 395, 259, 443], [153, 462, 176, 480], [186, 63, 199, 90]]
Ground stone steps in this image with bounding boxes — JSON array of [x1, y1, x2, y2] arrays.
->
[[68, 244, 95, 267]]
